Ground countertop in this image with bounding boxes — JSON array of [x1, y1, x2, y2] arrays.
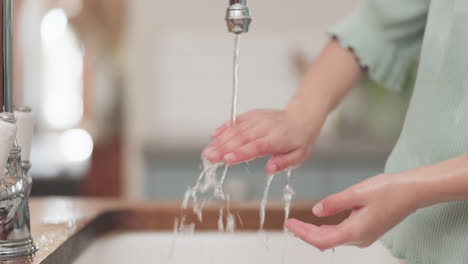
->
[[29, 197, 187, 263]]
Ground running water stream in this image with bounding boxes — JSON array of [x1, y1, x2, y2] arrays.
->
[[214, 33, 242, 198], [259, 169, 295, 231], [176, 35, 242, 234], [281, 169, 295, 263], [172, 34, 297, 261], [259, 174, 275, 231], [230, 34, 241, 125], [283, 169, 295, 230]]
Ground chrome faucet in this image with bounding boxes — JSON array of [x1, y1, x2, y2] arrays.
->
[[0, 0, 37, 258], [225, 0, 252, 34]]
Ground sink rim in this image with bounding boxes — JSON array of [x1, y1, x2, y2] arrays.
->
[[32, 199, 348, 264]]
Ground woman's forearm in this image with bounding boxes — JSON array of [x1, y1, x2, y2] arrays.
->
[[286, 38, 364, 122], [402, 154, 468, 208]]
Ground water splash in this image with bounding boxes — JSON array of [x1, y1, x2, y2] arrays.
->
[[236, 212, 244, 227], [283, 169, 295, 231], [260, 169, 295, 231], [281, 169, 295, 262], [182, 159, 224, 218], [214, 165, 229, 200], [218, 208, 224, 232], [226, 212, 236, 232], [259, 174, 276, 230]]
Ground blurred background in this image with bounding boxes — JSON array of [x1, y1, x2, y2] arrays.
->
[[11, 0, 415, 200]]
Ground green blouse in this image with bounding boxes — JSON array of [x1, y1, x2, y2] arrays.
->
[[330, 1, 468, 263]]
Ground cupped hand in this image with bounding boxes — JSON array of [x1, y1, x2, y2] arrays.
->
[[202, 108, 324, 175], [285, 173, 420, 250]]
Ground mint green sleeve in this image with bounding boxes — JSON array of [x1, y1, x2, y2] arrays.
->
[[328, 0, 430, 91]]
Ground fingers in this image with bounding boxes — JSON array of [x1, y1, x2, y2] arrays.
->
[[203, 122, 258, 162], [285, 219, 349, 251], [203, 126, 267, 163], [210, 120, 257, 149], [312, 188, 361, 218], [221, 138, 273, 165], [210, 111, 259, 139], [266, 149, 308, 175], [216, 127, 265, 157], [204, 109, 306, 166], [210, 122, 230, 138]]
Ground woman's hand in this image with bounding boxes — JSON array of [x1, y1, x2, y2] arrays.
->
[[202, 106, 325, 175], [201, 39, 364, 175], [285, 173, 420, 250]]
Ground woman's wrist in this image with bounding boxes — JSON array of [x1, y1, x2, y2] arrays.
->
[[284, 39, 364, 129], [285, 98, 329, 122], [390, 172, 427, 212], [285, 98, 328, 138]]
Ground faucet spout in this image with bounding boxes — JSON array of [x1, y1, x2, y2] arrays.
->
[[226, 0, 252, 34], [229, 0, 247, 5]]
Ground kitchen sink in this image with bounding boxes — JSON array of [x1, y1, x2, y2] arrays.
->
[[31, 201, 402, 264], [73, 231, 402, 264]]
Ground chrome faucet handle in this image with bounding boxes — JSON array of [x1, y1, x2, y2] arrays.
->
[[226, 0, 252, 34], [0, 113, 16, 175], [14, 106, 33, 196], [0, 113, 36, 258]]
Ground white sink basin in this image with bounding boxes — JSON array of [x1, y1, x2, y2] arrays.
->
[[74, 232, 403, 264]]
